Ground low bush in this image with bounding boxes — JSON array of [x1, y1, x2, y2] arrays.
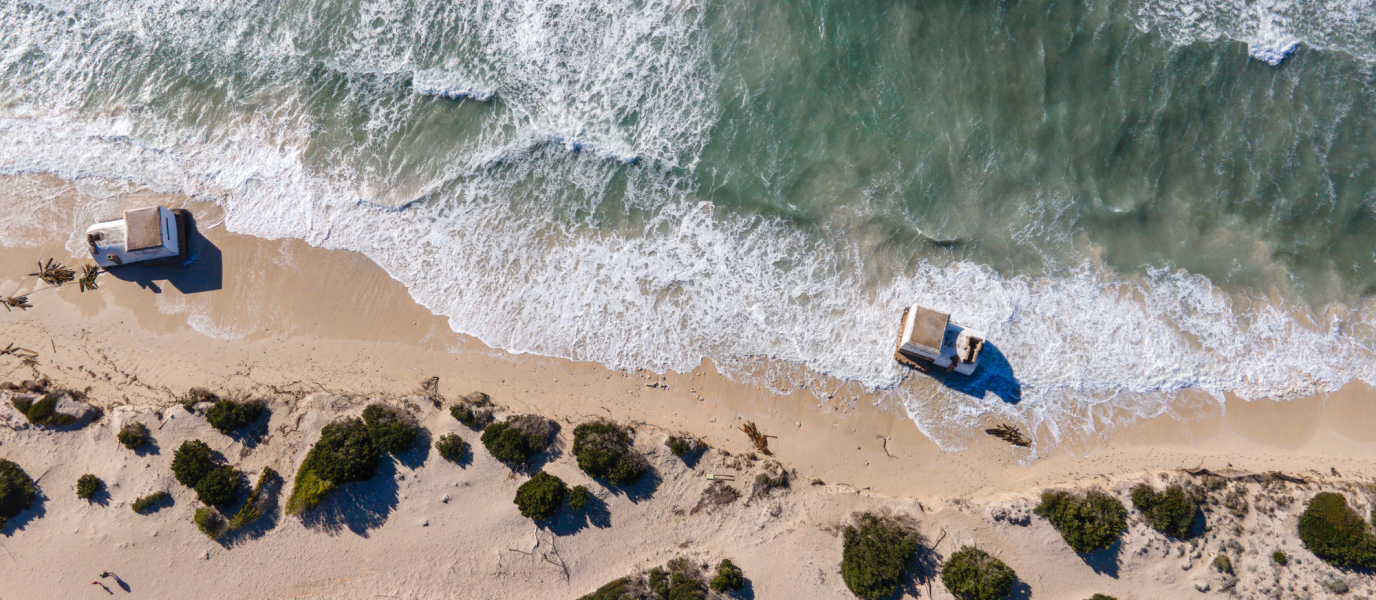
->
[[362, 404, 418, 454], [665, 558, 706, 600], [230, 468, 279, 529], [1297, 492, 1376, 568], [131, 491, 169, 514], [117, 422, 149, 450], [482, 415, 557, 466], [180, 387, 218, 411], [450, 403, 494, 430], [841, 512, 920, 599], [287, 418, 380, 514], [194, 507, 228, 539], [204, 399, 266, 435], [710, 558, 745, 592], [666, 435, 705, 458], [1212, 554, 1232, 574], [171, 440, 217, 488], [514, 471, 567, 522], [1087, 595, 1117, 600], [435, 433, 466, 463], [11, 394, 78, 427], [750, 462, 790, 502], [572, 420, 647, 486], [1272, 550, 1287, 565], [1034, 490, 1127, 553], [569, 485, 589, 511], [0, 459, 36, 527], [1132, 484, 1198, 538], [941, 546, 1016, 600], [76, 474, 102, 500], [194, 466, 241, 507]]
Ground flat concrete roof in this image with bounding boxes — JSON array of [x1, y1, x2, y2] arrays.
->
[[907, 305, 949, 354], [124, 207, 163, 251]]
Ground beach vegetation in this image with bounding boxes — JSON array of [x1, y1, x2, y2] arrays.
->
[[750, 462, 790, 502], [1131, 484, 1199, 538], [194, 466, 241, 507], [941, 546, 1016, 600], [131, 491, 169, 514], [362, 404, 418, 454], [76, 474, 102, 500], [0, 459, 36, 527], [450, 403, 494, 430], [1272, 550, 1287, 565], [11, 394, 78, 427], [1297, 492, 1376, 568], [514, 471, 567, 522], [482, 415, 557, 467], [286, 418, 377, 515], [194, 507, 228, 539], [1034, 490, 1127, 553], [710, 558, 745, 592], [840, 512, 921, 599], [230, 467, 279, 529], [572, 420, 647, 485], [1213, 554, 1232, 574], [1087, 595, 1117, 600], [171, 440, 218, 488], [569, 485, 589, 511], [204, 399, 266, 435], [118, 422, 149, 450], [179, 387, 218, 411], [666, 435, 705, 459], [435, 433, 466, 463]]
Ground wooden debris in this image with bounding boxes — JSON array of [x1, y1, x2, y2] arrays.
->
[[2, 296, 31, 311], [420, 376, 444, 407], [77, 265, 100, 292], [31, 259, 74, 287], [0, 344, 37, 361], [984, 423, 1031, 447], [740, 421, 774, 456]]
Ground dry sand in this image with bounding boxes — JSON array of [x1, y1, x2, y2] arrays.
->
[[1, 174, 1375, 598]]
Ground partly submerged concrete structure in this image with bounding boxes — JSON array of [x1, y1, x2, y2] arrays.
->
[[895, 304, 985, 376], [85, 207, 188, 268]]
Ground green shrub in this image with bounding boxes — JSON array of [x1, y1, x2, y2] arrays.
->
[[1087, 595, 1117, 600], [171, 440, 217, 488], [450, 404, 494, 429], [76, 474, 102, 500], [666, 559, 706, 600], [649, 567, 669, 597], [572, 420, 647, 486], [514, 471, 567, 522], [362, 404, 417, 454], [117, 422, 149, 450], [481, 415, 556, 466], [1297, 492, 1376, 568], [194, 466, 241, 507], [131, 491, 169, 514], [180, 387, 218, 411], [230, 468, 279, 529], [569, 485, 589, 511], [1034, 490, 1127, 553], [1212, 554, 1232, 574], [11, 395, 78, 426], [204, 399, 266, 435], [710, 558, 745, 592], [840, 512, 920, 599], [1272, 550, 1287, 565], [0, 459, 36, 527], [286, 418, 378, 515], [941, 546, 1016, 600], [666, 436, 703, 458], [1132, 484, 1198, 538], [194, 507, 228, 539], [435, 433, 466, 463], [578, 577, 634, 600]]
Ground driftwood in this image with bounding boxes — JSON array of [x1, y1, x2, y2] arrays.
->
[[984, 423, 1031, 447], [2, 296, 30, 311], [740, 421, 774, 456], [78, 265, 100, 292], [31, 259, 74, 287], [420, 376, 444, 407], [0, 344, 38, 360]]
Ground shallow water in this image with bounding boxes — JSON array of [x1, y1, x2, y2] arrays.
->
[[2, 0, 1375, 447]]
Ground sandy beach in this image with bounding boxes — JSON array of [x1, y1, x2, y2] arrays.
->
[[3, 174, 1376, 599]]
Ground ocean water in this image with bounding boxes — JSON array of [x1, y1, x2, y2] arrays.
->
[[2, 0, 1376, 448]]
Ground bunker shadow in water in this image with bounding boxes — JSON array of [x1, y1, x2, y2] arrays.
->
[[914, 341, 1022, 405]]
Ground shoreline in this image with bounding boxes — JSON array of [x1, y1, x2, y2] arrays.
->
[[2, 175, 1376, 502]]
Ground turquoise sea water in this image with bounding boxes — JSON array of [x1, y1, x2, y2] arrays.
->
[[2, 0, 1376, 446]]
